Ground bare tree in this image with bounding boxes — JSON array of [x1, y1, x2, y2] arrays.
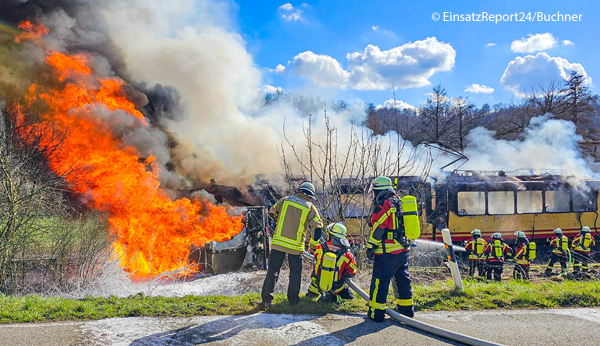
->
[[418, 85, 454, 146], [281, 104, 433, 266], [560, 72, 597, 139], [450, 96, 475, 151], [528, 80, 566, 116]]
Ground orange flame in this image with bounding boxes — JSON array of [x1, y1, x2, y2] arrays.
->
[[20, 51, 242, 277], [15, 20, 49, 43]]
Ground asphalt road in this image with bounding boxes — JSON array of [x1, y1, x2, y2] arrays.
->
[[1, 308, 599, 346]]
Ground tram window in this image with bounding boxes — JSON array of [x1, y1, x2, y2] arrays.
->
[[517, 191, 543, 214], [488, 191, 515, 214], [545, 191, 570, 212], [573, 189, 597, 212], [457, 191, 485, 215]]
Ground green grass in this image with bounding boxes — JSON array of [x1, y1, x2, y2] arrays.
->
[[414, 279, 600, 310], [1, 279, 599, 323]]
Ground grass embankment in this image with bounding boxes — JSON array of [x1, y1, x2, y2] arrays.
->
[[1, 280, 599, 323]]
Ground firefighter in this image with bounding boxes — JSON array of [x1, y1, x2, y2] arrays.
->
[[366, 176, 420, 321], [571, 226, 596, 276], [513, 231, 535, 280], [545, 228, 570, 276], [261, 181, 324, 307], [464, 229, 487, 277], [484, 233, 512, 281], [307, 222, 357, 303]]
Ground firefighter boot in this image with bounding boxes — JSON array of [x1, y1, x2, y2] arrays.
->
[[395, 305, 414, 318]]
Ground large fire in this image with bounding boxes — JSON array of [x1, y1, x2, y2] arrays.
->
[[15, 22, 243, 277]]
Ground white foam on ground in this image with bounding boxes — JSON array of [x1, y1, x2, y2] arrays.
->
[[80, 314, 343, 346], [70, 258, 320, 298]]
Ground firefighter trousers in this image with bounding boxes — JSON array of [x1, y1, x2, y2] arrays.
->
[[468, 260, 485, 277], [513, 263, 530, 280], [368, 251, 413, 322], [485, 261, 503, 281], [261, 249, 302, 305], [545, 253, 567, 274], [572, 251, 590, 272]]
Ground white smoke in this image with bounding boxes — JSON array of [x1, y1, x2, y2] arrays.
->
[[91, 0, 432, 187], [94, 0, 281, 187], [459, 115, 596, 178]]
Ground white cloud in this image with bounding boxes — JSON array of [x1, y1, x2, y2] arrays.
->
[[377, 99, 417, 111], [270, 64, 286, 73], [465, 84, 494, 94], [501, 52, 589, 97], [563, 39, 574, 46], [347, 37, 455, 90], [263, 84, 283, 94], [290, 37, 455, 90], [510, 33, 558, 53], [279, 3, 303, 21], [486, 43, 497, 47], [290, 51, 350, 87]]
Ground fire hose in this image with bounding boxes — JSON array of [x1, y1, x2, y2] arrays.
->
[[302, 251, 504, 346]]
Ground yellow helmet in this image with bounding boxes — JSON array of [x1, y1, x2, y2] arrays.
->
[[372, 176, 393, 190], [327, 222, 347, 239]]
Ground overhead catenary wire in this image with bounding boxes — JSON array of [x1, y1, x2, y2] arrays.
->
[[302, 251, 505, 346]]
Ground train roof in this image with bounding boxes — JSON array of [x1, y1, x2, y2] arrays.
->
[[443, 170, 600, 191]]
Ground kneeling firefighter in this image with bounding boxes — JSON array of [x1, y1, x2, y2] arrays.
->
[[307, 222, 358, 302], [366, 176, 420, 321]]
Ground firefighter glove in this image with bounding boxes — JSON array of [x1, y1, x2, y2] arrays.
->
[[366, 247, 375, 260]]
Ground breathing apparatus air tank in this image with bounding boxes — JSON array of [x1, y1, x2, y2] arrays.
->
[[319, 252, 337, 292], [400, 195, 420, 239]]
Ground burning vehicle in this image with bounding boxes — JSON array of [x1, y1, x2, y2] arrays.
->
[[199, 170, 600, 274]]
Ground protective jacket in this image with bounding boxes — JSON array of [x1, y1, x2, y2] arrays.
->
[[368, 191, 408, 255], [465, 237, 488, 261], [269, 192, 323, 255], [309, 240, 357, 295], [514, 243, 531, 265], [571, 233, 596, 253], [484, 240, 512, 262], [549, 235, 569, 256]]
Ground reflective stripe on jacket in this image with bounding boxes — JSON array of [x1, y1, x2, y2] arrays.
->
[[514, 243, 530, 265], [550, 236, 569, 255], [269, 192, 323, 255], [571, 234, 596, 253], [484, 240, 512, 262], [313, 241, 357, 281], [465, 238, 488, 261], [368, 196, 407, 255]]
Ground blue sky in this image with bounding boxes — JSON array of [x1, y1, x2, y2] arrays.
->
[[231, 0, 599, 109]]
